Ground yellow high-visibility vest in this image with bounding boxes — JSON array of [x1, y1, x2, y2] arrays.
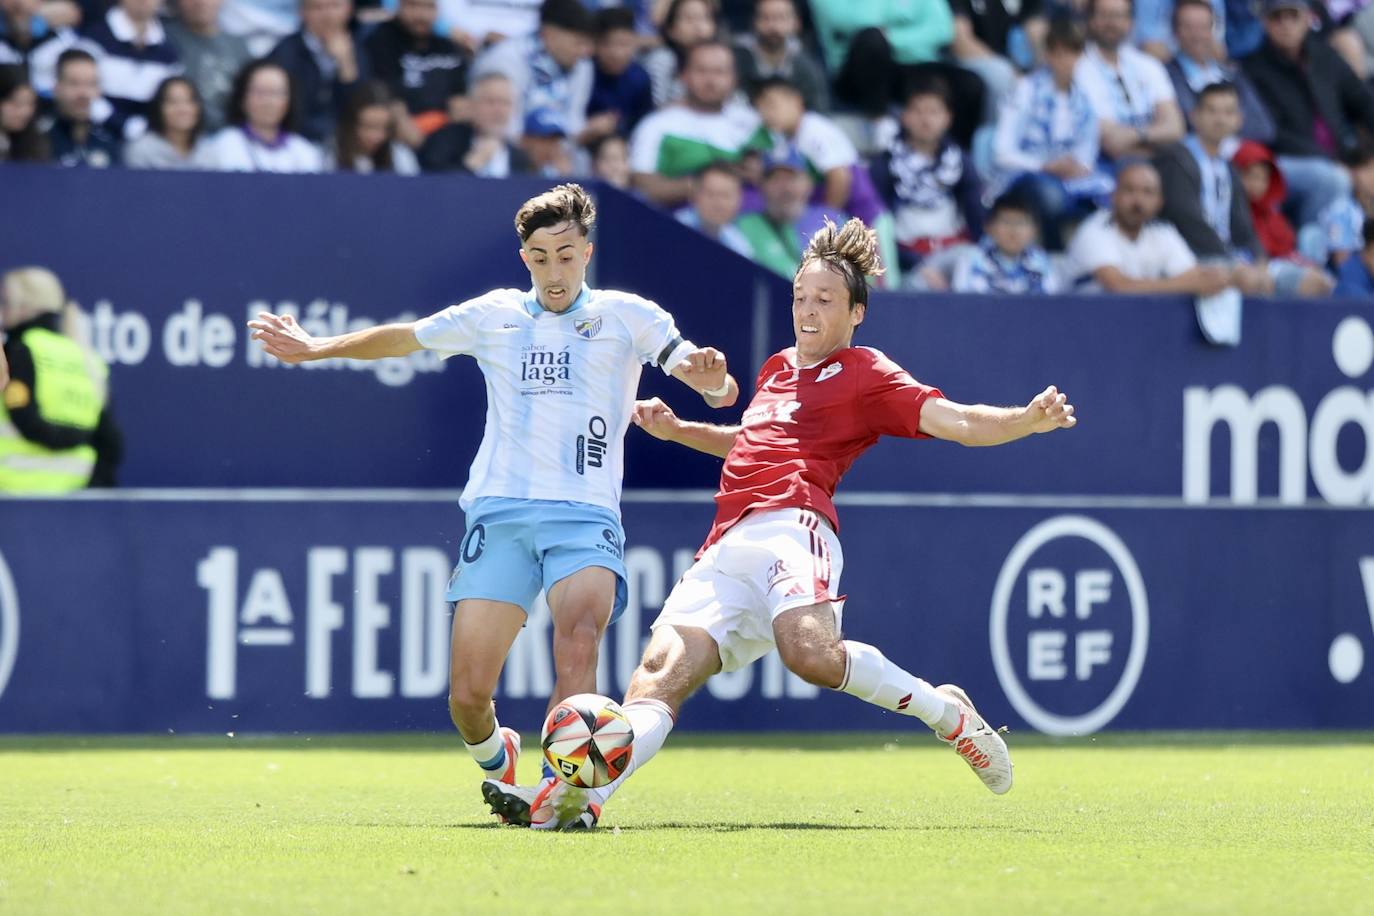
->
[[0, 327, 108, 493]]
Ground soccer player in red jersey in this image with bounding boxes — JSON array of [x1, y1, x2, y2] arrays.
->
[[484, 218, 1077, 829]]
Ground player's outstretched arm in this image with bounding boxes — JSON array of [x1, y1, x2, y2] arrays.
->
[[246, 312, 424, 364], [670, 346, 739, 408], [918, 385, 1077, 447], [632, 397, 741, 458]]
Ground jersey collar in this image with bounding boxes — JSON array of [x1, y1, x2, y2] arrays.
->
[[523, 283, 591, 317]]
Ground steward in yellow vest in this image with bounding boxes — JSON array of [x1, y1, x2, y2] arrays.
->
[[1, 313, 120, 493]]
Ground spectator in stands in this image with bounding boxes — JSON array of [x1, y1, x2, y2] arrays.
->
[[200, 59, 323, 171], [589, 131, 630, 188], [1231, 140, 1319, 270], [949, 0, 1038, 119], [1154, 82, 1333, 295], [991, 19, 1110, 250], [737, 149, 814, 276], [732, 0, 828, 113], [1064, 160, 1232, 293], [1075, 0, 1185, 160], [872, 79, 983, 274], [364, 0, 467, 139], [586, 7, 652, 139], [0, 267, 121, 492], [219, 0, 298, 59], [1241, 0, 1374, 225], [0, 64, 49, 160], [952, 193, 1059, 293], [641, 0, 718, 108], [1306, 144, 1374, 265], [1164, 0, 1274, 145], [752, 77, 857, 214], [1334, 217, 1374, 294], [520, 104, 574, 176], [810, 0, 988, 149], [43, 48, 120, 166], [123, 74, 213, 167], [1132, 0, 1215, 59], [417, 71, 531, 174], [629, 40, 764, 208], [267, 0, 372, 143], [471, 0, 593, 144], [0, 0, 71, 94], [81, 0, 183, 137], [165, 0, 252, 135], [326, 80, 419, 172], [439, 0, 542, 56], [676, 160, 753, 257]]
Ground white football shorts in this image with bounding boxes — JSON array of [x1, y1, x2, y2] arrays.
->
[[652, 507, 845, 673]]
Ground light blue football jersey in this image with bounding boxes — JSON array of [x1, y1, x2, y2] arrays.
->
[[414, 284, 694, 514]]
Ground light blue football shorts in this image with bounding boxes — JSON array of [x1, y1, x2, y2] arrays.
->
[[446, 497, 629, 624]]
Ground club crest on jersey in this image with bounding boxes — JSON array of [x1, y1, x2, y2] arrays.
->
[[817, 363, 843, 382], [574, 317, 603, 339]]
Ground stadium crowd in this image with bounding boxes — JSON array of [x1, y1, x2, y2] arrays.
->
[[3, 0, 1374, 295]]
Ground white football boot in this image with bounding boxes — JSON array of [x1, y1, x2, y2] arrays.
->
[[529, 778, 601, 831], [934, 684, 1013, 795]]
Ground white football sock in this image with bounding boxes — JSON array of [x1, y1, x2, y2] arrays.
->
[[839, 641, 960, 734], [588, 698, 675, 806], [463, 719, 509, 774]]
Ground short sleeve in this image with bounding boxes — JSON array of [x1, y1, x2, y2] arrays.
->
[[413, 296, 493, 358], [1158, 225, 1198, 276], [858, 351, 944, 439], [1141, 55, 1177, 105], [619, 295, 692, 374], [1066, 215, 1118, 276], [629, 113, 665, 174], [799, 113, 858, 172]]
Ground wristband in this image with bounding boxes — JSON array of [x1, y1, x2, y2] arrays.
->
[[702, 379, 731, 398]]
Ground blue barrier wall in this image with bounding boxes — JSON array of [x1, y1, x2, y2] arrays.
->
[[1, 495, 1371, 733]]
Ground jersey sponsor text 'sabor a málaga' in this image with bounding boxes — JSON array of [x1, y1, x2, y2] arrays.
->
[[415, 285, 692, 514], [701, 346, 943, 552]]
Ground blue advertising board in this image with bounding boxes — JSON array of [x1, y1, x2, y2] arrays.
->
[[1, 495, 1370, 733]]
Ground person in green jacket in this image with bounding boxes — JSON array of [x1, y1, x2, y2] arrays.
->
[[737, 149, 812, 277], [0, 268, 121, 493]]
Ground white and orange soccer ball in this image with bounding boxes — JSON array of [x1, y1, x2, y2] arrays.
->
[[541, 693, 634, 788]]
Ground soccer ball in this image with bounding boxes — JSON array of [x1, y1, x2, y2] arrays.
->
[[541, 693, 634, 788]]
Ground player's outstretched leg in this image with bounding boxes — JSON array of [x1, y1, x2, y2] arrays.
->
[[448, 599, 526, 786], [484, 623, 721, 830], [542, 566, 617, 781], [773, 603, 1012, 795]]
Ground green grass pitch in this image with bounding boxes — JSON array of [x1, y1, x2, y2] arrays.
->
[[1, 732, 1371, 915]]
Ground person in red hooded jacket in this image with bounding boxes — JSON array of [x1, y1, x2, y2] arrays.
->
[[1233, 140, 1297, 258], [1232, 139, 1335, 295]]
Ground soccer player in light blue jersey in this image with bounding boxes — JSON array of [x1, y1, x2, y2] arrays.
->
[[247, 184, 739, 795]]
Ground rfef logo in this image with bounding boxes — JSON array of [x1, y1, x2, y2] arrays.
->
[[0, 550, 19, 702], [989, 516, 1149, 735]]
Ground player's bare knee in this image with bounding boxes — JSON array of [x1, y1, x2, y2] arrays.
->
[[447, 676, 493, 725]]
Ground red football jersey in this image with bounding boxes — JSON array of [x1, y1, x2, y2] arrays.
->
[[700, 345, 943, 553]]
